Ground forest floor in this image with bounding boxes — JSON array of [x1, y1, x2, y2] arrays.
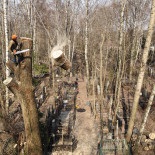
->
[[5, 75, 155, 155], [41, 76, 155, 155]]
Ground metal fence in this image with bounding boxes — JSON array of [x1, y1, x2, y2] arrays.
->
[[98, 139, 129, 155]]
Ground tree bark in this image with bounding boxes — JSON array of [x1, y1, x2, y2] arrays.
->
[[99, 34, 105, 139], [3, 38, 43, 155], [126, 0, 155, 142], [129, 23, 137, 81], [113, 0, 126, 124], [85, 0, 90, 95], [138, 85, 155, 144], [3, 0, 9, 114]]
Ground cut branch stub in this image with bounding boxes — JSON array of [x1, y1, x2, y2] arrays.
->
[[6, 60, 16, 72], [3, 77, 20, 95]]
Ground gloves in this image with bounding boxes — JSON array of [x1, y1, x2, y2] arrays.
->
[[13, 50, 16, 55]]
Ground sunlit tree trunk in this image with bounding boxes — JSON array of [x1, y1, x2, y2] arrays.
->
[[100, 35, 105, 98], [48, 39, 53, 88], [3, 38, 43, 155], [113, 0, 126, 124], [138, 84, 155, 144], [32, 0, 37, 63], [3, 0, 9, 114], [126, 0, 155, 142], [85, 0, 90, 95], [103, 48, 109, 95], [99, 34, 105, 140], [92, 50, 97, 118], [129, 23, 136, 81]]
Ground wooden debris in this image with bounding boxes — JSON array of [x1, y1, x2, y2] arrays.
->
[[149, 133, 155, 140], [51, 50, 71, 70], [140, 135, 147, 143]]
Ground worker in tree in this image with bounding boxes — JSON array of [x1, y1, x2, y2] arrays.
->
[[8, 34, 23, 64]]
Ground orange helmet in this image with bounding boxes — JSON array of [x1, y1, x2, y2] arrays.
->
[[12, 35, 17, 40]]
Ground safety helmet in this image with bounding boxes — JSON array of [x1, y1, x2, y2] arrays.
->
[[12, 35, 17, 40]]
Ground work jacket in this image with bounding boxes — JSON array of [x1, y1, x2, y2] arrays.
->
[[8, 40, 18, 60]]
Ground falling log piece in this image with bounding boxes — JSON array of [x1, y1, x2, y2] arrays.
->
[[51, 49, 71, 70]]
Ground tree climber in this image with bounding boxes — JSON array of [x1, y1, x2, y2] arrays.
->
[[8, 34, 23, 65]]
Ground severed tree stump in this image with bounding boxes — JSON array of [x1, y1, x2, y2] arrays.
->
[[51, 49, 71, 70], [3, 37, 42, 155]]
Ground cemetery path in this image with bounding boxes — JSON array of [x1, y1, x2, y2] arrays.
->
[[72, 78, 98, 155]]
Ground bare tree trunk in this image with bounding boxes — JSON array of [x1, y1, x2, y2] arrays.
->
[[32, 1, 37, 59], [129, 24, 137, 81], [71, 33, 75, 70], [126, 0, 155, 142], [93, 50, 97, 118], [100, 35, 105, 98], [113, 0, 126, 124], [48, 40, 53, 88], [3, 0, 9, 114], [85, 0, 90, 95], [1, 14, 5, 78], [134, 29, 143, 65], [103, 48, 109, 94], [99, 34, 105, 141], [3, 38, 43, 155], [138, 84, 155, 144], [68, 36, 71, 62]]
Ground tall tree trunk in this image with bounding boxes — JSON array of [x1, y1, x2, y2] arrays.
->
[[113, 0, 126, 124], [3, 0, 9, 114], [138, 84, 155, 144], [93, 50, 97, 118], [134, 29, 143, 65], [100, 35, 105, 98], [129, 24, 137, 81], [99, 34, 105, 141], [32, 1, 37, 58], [48, 39, 53, 88], [85, 0, 90, 95], [103, 48, 109, 95], [126, 0, 155, 142], [3, 38, 43, 155]]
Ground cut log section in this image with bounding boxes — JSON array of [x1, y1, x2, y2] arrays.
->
[[143, 146, 149, 151], [131, 134, 138, 141], [148, 144, 155, 150], [149, 133, 155, 140], [51, 49, 71, 70], [145, 139, 152, 143], [140, 135, 147, 143], [142, 139, 155, 151]]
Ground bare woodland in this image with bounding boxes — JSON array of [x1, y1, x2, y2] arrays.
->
[[0, 0, 155, 155]]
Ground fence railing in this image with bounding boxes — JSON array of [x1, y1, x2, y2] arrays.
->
[[98, 139, 129, 155]]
